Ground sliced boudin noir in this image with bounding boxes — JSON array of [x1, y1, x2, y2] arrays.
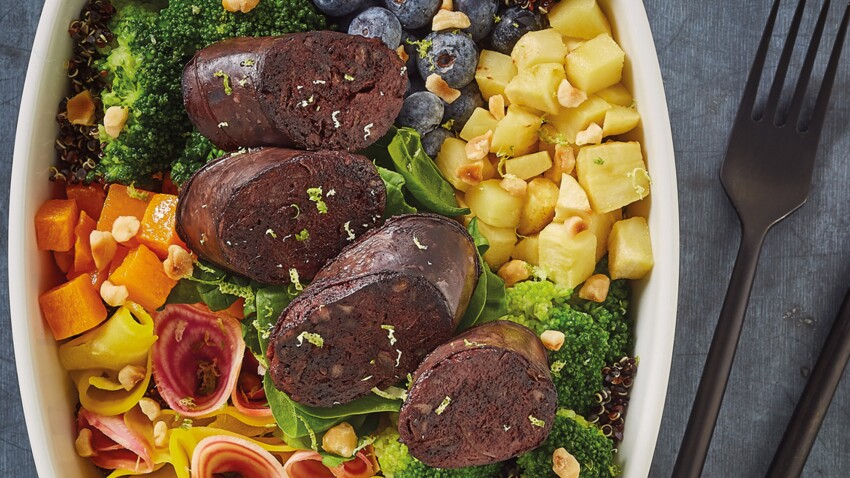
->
[[266, 214, 481, 407], [176, 148, 386, 284], [182, 32, 406, 151], [312, 214, 480, 325], [398, 321, 557, 468], [266, 271, 455, 408]]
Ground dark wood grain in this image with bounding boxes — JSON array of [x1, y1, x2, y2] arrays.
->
[[2, 1, 849, 477]]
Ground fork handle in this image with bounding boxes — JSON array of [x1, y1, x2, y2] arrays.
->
[[765, 284, 850, 478], [673, 226, 767, 478]]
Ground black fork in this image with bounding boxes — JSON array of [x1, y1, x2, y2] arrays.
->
[[672, 1, 850, 476]]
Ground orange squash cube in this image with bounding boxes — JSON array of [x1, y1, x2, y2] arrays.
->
[[66, 183, 107, 221], [109, 245, 177, 312], [73, 211, 98, 274], [139, 194, 186, 259], [39, 274, 108, 340], [96, 184, 152, 232], [35, 199, 80, 252]]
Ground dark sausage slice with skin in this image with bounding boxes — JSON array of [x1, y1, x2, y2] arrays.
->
[[176, 148, 385, 284], [182, 32, 407, 152], [266, 271, 455, 408], [398, 320, 557, 469], [312, 214, 480, 327]]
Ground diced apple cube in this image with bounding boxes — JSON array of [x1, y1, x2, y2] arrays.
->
[[603, 106, 641, 137], [505, 151, 553, 180], [491, 105, 541, 157], [465, 179, 524, 228], [476, 50, 518, 100], [512, 235, 540, 265], [477, 220, 518, 269], [518, 177, 560, 236], [608, 216, 654, 280], [504, 63, 566, 115], [549, 0, 612, 39], [460, 108, 499, 142], [566, 34, 625, 95], [597, 83, 634, 106], [511, 29, 569, 71], [587, 208, 622, 261], [546, 95, 611, 143], [436, 137, 474, 192], [538, 222, 597, 289], [554, 173, 592, 223], [576, 141, 650, 213]]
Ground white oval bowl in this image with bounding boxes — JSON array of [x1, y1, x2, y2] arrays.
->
[[10, 1, 679, 476]]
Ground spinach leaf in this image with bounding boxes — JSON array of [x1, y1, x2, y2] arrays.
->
[[378, 166, 417, 218], [387, 128, 469, 217], [457, 218, 508, 331], [165, 260, 240, 311]]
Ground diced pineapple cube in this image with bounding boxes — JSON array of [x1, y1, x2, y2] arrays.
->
[[505, 151, 553, 180], [465, 179, 524, 228], [460, 108, 499, 142], [504, 63, 565, 115], [587, 208, 622, 261], [511, 29, 569, 71], [436, 137, 474, 192], [549, 0, 612, 39], [597, 83, 634, 106], [576, 142, 650, 213], [566, 34, 625, 95], [512, 235, 540, 265], [603, 106, 641, 137], [477, 220, 518, 269], [554, 173, 592, 222], [547, 95, 611, 143], [518, 178, 559, 236], [476, 50, 518, 100], [608, 216, 654, 279], [491, 105, 541, 157], [538, 222, 597, 289]]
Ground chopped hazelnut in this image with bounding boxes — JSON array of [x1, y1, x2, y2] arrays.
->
[[396, 45, 409, 63], [118, 364, 146, 391], [575, 123, 603, 146], [457, 161, 484, 186], [222, 0, 260, 13], [500, 175, 528, 197], [75, 428, 94, 458], [322, 422, 358, 458], [138, 397, 162, 422], [554, 144, 576, 176], [489, 94, 506, 121], [426, 74, 461, 104], [557, 79, 588, 109], [440, 0, 453, 10], [465, 131, 493, 161], [153, 421, 168, 448], [432, 10, 471, 31], [103, 106, 129, 139], [562, 216, 589, 238], [553, 447, 581, 478], [90, 230, 118, 270], [498, 260, 531, 287], [66, 90, 96, 126], [541, 330, 566, 351], [100, 280, 129, 307], [164, 245, 194, 280], [579, 274, 611, 303], [111, 216, 141, 243]]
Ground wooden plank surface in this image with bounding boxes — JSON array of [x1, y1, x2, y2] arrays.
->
[[1, 1, 849, 476]]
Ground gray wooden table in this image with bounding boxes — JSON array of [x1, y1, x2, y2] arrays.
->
[[3, 1, 849, 477]]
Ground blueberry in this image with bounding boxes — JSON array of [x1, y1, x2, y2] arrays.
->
[[382, 0, 441, 29], [312, 0, 367, 17], [396, 91, 445, 135], [422, 127, 452, 158], [406, 75, 426, 97], [416, 32, 479, 89], [348, 7, 403, 49], [401, 31, 421, 72], [442, 82, 484, 132], [455, 0, 499, 41], [489, 6, 548, 55]]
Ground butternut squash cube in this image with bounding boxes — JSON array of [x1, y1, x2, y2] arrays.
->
[[39, 274, 108, 340], [35, 199, 80, 252], [108, 245, 177, 312], [139, 194, 186, 259], [97, 184, 152, 232]]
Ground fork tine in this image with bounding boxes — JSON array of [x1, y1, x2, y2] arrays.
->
[[785, 0, 832, 125], [805, 1, 850, 133], [740, 0, 784, 116], [764, 0, 808, 122]]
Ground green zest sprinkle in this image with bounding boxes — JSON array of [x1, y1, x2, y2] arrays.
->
[[382, 324, 397, 346], [463, 339, 484, 347], [344, 221, 356, 241], [289, 268, 303, 291], [296, 229, 310, 242], [296, 331, 324, 348], [406, 38, 433, 60], [194, 262, 217, 274], [126, 183, 150, 201], [240, 58, 255, 67], [413, 236, 428, 250], [493, 14, 501, 23], [265, 228, 278, 238], [291, 204, 301, 218], [593, 157, 605, 165], [550, 360, 566, 377], [307, 187, 328, 214], [214, 70, 233, 96], [528, 415, 545, 428], [180, 418, 193, 430], [344, 74, 355, 81], [371, 386, 408, 401], [441, 119, 455, 130], [361, 375, 373, 382], [178, 397, 196, 409], [435, 396, 452, 415]]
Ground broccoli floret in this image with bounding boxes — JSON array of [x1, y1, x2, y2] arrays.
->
[[373, 425, 503, 478], [93, 0, 326, 184], [502, 280, 572, 333], [517, 409, 619, 478], [170, 130, 225, 186], [569, 260, 631, 363]]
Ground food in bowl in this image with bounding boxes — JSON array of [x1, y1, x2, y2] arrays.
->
[[31, 0, 657, 476]]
